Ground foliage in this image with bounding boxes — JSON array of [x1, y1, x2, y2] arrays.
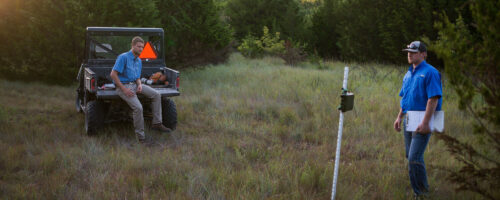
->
[[0, 0, 232, 85], [427, 0, 500, 198], [238, 35, 264, 58], [0, 0, 160, 85], [259, 27, 286, 56], [238, 26, 285, 58], [310, 0, 468, 63], [310, 0, 341, 58], [281, 40, 308, 66], [226, 0, 307, 42], [156, 0, 233, 68], [238, 26, 307, 65]]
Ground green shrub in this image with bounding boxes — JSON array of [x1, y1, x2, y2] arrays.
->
[[238, 26, 285, 58], [238, 35, 264, 58], [260, 27, 286, 55], [238, 26, 307, 65]]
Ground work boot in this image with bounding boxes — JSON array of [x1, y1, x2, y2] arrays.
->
[[151, 123, 172, 133], [136, 134, 147, 143], [136, 136, 155, 146], [414, 192, 429, 200]]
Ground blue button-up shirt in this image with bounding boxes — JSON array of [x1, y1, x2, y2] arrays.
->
[[399, 60, 443, 113], [112, 50, 142, 83]]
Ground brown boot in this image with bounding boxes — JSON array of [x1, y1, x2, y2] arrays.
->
[[151, 123, 172, 133], [136, 134, 147, 143]]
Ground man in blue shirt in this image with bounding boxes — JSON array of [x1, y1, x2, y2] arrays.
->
[[394, 41, 443, 198], [110, 36, 171, 143]]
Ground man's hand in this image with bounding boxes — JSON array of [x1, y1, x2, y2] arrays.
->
[[137, 84, 142, 93], [416, 122, 431, 134], [394, 118, 402, 132], [417, 97, 439, 134], [110, 70, 135, 97], [394, 108, 404, 132], [122, 87, 135, 97]]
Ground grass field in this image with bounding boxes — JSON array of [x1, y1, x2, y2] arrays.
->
[[0, 53, 483, 199]]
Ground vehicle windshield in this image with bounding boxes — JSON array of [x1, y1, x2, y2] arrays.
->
[[89, 35, 162, 61]]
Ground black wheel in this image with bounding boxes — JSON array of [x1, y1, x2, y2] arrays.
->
[[85, 100, 108, 135], [161, 98, 177, 130]]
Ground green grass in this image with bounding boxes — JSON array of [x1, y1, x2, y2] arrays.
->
[[0, 53, 483, 199]]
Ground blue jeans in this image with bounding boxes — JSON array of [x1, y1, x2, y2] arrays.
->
[[404, 128, 431, 195]]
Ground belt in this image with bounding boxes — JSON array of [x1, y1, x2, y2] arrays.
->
[[123, 82, 136, 84]]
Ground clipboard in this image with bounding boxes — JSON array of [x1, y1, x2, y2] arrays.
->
[[405, 111, 444, 133]]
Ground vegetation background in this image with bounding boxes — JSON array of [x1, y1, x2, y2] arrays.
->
[[0, 0, 498, 199], [0, 0, 471, 84]]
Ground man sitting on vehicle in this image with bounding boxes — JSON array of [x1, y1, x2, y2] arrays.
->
[[110, 36, 171, 143]]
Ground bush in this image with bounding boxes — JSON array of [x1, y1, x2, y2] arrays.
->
[[280, 40, 307, 66], [259, 27, 286, 56], [238, 26, 307, 65], [238, 35, 264, 58], [238, 26, 285, 58]]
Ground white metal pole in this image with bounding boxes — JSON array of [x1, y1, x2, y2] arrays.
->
[[331, 66, 349, 200]]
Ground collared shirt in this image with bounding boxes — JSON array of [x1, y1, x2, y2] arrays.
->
[[112, 50, 142, 83], [399, 60, 443, 113]]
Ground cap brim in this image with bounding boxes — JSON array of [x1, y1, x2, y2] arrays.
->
[[402, 48, 419, 52]]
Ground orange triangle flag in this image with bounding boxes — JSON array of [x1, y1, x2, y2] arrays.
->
[[139, 42, 158, 60]]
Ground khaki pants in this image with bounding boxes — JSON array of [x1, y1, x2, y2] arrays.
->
[[116, 83, 162, 139]]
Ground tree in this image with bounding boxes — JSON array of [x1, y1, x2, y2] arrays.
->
[[334, 0, 436, 62], [0, 0, 232, 84], [226, 0, 307, 42], [310, 0, 341, 58], [156, 0, 233, 68], [310, 0, 467, 63], [0, 0, 160, 85], [428, 0, 500, 199]]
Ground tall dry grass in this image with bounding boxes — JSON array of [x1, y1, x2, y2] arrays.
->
[[0, 53, 482, 199]]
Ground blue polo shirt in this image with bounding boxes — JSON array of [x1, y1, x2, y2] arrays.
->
[[399, 60, 442, 113], [112, 51, 142, 83]]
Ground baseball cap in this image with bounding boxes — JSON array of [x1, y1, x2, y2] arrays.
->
[[402, 41, 427, 52]]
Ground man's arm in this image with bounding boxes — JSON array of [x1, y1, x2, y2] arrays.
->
[[394, 108, 404, 132], [110, 70, 135, 97], [416, 97, 439, 133]]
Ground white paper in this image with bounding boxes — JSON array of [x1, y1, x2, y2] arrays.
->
[[405, 111, 444, 133], [100, 83, 115, 89]]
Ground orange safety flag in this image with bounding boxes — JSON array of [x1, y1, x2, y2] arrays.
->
[[139, 41, 157, 60]]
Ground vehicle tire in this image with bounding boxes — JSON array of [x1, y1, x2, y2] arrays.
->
[[85, 100, 107, 135], [161, 98, 177, 130]]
